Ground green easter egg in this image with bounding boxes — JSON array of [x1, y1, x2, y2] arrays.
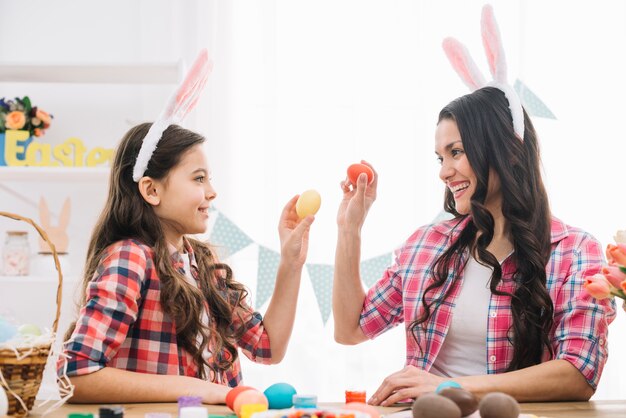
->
[[18, 324, 42, 336]]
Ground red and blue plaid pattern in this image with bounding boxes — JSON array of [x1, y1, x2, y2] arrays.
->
[[360, 217, 615, 390], [60, 239, 271, 386]]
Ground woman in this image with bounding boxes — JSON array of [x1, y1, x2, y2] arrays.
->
[[333, 87, 615, 404]]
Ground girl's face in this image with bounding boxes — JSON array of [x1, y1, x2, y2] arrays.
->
[[435, 118, 501, 216], [152, 144, 216, 246]]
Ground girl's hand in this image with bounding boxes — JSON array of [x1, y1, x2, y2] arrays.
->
[[201, 381, 231, 404], [278, 195, 314, 266], [368, 366, 447, 406], [337, 160, 378, 232]]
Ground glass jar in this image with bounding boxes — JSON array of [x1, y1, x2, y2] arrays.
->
[[2, 231, 30, 276]]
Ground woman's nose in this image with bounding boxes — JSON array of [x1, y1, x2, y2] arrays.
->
[[439, 160, 454, 182]]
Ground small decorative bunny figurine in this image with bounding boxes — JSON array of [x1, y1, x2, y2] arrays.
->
[[38, 196, 71, 253]]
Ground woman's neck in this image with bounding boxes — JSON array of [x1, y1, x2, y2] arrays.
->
[[476, 208, 514, 263]]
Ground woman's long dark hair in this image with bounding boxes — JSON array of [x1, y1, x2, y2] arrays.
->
[[410, 87, 554, 371], [65, 123, 249, 379]]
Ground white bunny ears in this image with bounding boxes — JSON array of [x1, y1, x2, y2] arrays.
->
[[442, 4, 525, 141], [133, 49, 213, 182]]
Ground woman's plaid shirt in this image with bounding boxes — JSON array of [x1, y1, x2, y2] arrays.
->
[[360, 216, 615, 390]]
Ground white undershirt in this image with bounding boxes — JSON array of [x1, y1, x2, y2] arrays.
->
[[430, 256, 494, 377]]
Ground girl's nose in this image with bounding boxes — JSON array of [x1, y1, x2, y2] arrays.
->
[[206, 183, 217, 200]]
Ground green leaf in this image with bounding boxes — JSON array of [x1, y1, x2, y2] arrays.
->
[[22, 96, 32, 113]]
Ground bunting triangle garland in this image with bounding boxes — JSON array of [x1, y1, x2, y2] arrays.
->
[[306, 264, 334, 324], [256, 245, 281, 309], [209, 212, 253, 258], [360, 253, 392, 288], [514, 79, 556, 119]]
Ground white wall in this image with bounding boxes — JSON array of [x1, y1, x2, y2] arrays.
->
[[0, 0, 624, 402]]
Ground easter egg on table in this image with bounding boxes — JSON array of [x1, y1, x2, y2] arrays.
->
[[263, 382, 297, 409], [438, 388, 478, 417], [233, 390, 268, 417], [412, 393, 461, 418], [344, 402, 381, 418], [478, 392, 520, 418], [295, 190, 321, 219], [347, 163, 374, 185], [226, 386, 254, 410], [435, 380, 462, 393]]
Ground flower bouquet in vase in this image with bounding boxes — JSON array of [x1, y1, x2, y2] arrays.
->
[[0, 96, 53, 165], [584, 231, 626, 311]]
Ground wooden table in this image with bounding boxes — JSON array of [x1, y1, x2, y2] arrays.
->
[[21, 400, 626, 418]]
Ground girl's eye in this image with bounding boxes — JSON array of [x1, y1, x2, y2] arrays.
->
[[195, 176, 205, 183], [436, 156, 443, 165]]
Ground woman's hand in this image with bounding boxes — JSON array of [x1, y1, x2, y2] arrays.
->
[[278, 195, 314, 266], [368, 366, 447, 406], [337, 160, 378, 232]]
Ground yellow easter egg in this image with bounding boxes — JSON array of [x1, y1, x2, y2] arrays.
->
[[296, 190, 321, 218]]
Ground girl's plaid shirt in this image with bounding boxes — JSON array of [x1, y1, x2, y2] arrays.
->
[[61, 239, 271, 386]]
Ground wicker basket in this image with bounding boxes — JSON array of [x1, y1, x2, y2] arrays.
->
[[0, 211, 63, 417]]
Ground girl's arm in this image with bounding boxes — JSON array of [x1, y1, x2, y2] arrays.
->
[[333, 164, 378, 345], [260, 195, 314, 363], [68, 367, 230, 404], [369, 360, 593, 405]]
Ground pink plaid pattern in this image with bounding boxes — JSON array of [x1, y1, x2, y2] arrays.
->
[[360, 217, 615, 389], [61, 239, 271, 386]]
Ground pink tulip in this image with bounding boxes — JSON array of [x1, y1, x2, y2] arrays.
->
[[601, 265, 626, 290], [606, 244, 626, 266], [583, 274, 612, 299]]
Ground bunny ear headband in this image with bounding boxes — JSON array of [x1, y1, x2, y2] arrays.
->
[[133, 49, 213, 182], [442, 4, 525, 141]]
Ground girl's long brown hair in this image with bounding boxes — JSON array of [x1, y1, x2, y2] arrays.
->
[[66, 123, 249, 379], [410, 87, 554, 371]]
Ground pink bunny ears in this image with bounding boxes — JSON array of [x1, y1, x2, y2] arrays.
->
[[133, 49, 213, 182], [442, 4, 525, 141]]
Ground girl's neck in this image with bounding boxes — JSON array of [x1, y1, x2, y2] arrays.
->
[[164, 231, 185, 253]]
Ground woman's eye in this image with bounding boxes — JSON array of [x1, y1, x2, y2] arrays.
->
[[436, 156, 443, 164], [451, 148, 464, 157], [195, 176, 205, 183]]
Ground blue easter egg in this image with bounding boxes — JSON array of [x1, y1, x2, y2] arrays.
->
[[436, 380, 462, 393], [0, 319, 17, 343], [263, 382, 297, 409]]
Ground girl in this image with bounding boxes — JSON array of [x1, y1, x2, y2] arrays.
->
[[332, 87, 615, 403], [61, 123, 314, 403]]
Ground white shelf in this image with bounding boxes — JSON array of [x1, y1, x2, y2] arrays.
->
[[0, 166, 109, 181], [0, 62, 183, 84]]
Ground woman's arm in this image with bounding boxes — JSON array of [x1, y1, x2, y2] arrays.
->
[[261, 195, 314, 363], [333, 164, 378, 344], [369, 359, 593, 406], [68, 367, 230, 404]]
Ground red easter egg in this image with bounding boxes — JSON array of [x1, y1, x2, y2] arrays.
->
[[226, 385, 254, 410], [347, 163, 374, 185]]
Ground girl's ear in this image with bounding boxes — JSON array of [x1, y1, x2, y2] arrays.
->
[[138, 177, 161, 206]]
